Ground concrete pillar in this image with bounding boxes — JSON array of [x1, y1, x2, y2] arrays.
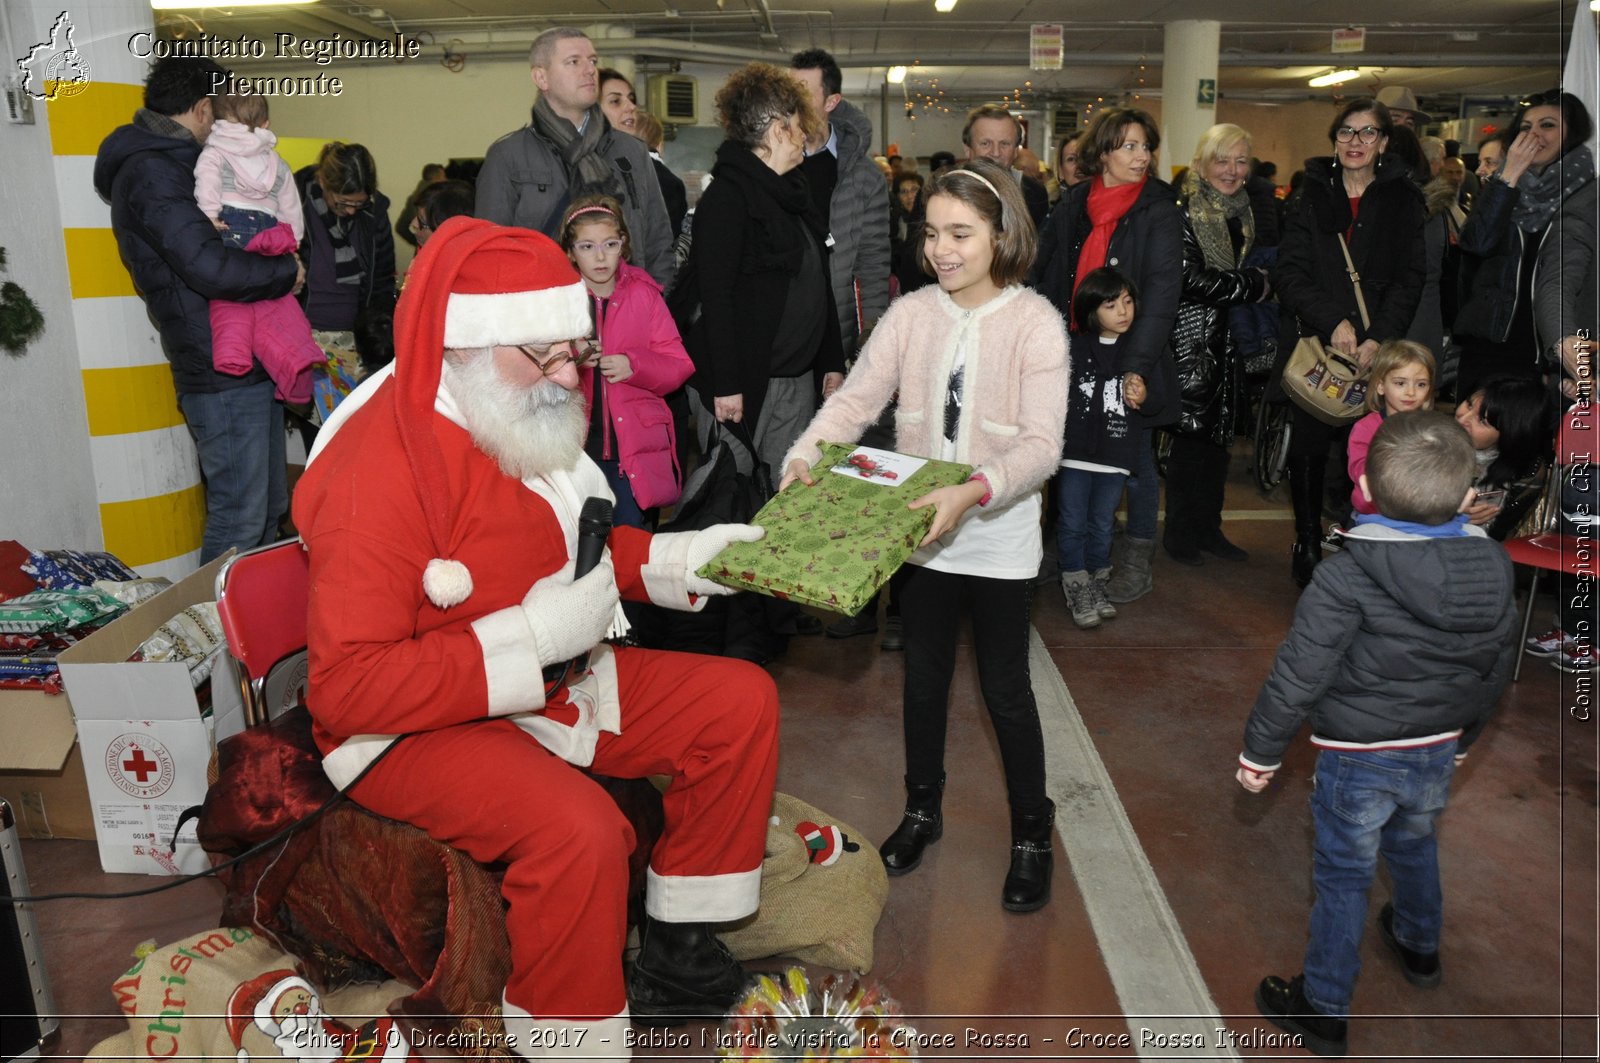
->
[[1160, 19, 1220, 182], [593, 24, 636, 85], [1, 0, 204, 578]]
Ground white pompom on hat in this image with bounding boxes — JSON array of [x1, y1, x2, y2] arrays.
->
[[393, 217, 591, 609]]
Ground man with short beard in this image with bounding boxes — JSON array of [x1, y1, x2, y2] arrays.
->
[[293, 217, 778, 1057]]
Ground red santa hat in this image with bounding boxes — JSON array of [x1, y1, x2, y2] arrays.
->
[[393, 216, 590, 609], [225, 969, 315, 1062]]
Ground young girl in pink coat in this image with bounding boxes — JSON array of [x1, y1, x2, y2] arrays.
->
[[194, 93, 322, 405], [559, 196, 695, 528]]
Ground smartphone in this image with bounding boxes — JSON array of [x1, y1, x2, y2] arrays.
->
[[1474, 488, 1506, 509]]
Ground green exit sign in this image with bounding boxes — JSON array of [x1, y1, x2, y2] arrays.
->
[[1197, 79, 1216, 105]]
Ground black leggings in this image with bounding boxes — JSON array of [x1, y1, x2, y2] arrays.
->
[[899, 564, 1048, 816]]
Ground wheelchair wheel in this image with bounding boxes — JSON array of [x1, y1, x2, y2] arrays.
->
[[1253, 395, 1293, 494]]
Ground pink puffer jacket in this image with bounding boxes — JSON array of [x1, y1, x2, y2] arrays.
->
[[581, 263, 694, 509], [210, 222, 324, 404]]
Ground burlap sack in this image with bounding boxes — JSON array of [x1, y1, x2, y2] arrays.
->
[[86, 926, 432, 1062], [719, 793, 888, 973]]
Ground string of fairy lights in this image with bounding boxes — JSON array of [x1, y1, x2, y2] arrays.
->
[[895, 52, 1151, 129]]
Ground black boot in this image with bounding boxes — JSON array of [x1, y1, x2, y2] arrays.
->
[[627, 915, 748, 1027], [880, 775, 944, 875], [1287, 455, 1325, 589], [1001, 800, 1054, 912]]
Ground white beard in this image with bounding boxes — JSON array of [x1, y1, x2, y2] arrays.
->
[[270, 1004, 343, 1063], [442, 351, 587, 481]]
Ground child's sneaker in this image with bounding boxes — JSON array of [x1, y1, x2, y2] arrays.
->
[[1553, 643, 1599, 674], [1060, 571, 1101, 629], [1526, 626, 1576, 658], [1320, 525, 1346, 554], [1089, 568, 1118, 619]]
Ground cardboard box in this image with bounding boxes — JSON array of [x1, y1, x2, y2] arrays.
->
[[699, 444, 972, 615], [0, 687, 95, 840], [54, 553, 243, 875]]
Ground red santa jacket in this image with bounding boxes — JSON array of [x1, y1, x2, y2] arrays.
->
[[292, 374, 704, 785]]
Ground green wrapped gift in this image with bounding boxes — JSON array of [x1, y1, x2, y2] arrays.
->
[[696, 443, 972, 614]]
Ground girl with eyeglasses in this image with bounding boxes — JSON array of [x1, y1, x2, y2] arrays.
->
[[1271, 97, 1426, 587], [1456, 88, 1594, 400], [558, 195, 695, 529]]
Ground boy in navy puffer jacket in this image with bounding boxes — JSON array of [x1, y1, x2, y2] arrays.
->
[[1236, 410, 1516, 1058]]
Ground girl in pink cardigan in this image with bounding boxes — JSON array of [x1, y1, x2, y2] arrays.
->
[[559, 196, 695, 528], [780, 161, 1069, 913]]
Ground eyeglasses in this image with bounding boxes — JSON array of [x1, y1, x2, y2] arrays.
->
[[516, 340, 597, 374], [326, 192, 370, 215], [572, 239, 624, 256], [1334, 125, 1382, 144]]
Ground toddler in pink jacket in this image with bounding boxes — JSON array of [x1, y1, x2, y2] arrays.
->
[[195, 94, 322, 404]]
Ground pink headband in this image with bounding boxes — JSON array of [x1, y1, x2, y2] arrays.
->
[[567, 205, 618, 223]]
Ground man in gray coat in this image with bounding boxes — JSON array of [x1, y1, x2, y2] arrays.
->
[[477, 28, 675, 287], [790, 49, 891, 364]]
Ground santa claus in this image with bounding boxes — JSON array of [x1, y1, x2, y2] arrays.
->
[[226, 971, 410, 1063], [292, 217, 779, 1058]]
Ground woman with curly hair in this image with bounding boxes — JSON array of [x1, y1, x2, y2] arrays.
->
[[671, 62, 844, 483]]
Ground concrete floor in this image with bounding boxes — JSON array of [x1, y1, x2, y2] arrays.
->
[[15, 453, 1599, 1061]]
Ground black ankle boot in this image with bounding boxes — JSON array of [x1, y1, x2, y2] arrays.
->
[[627, 915, 748, 1027], [880, 775, 944, 875], [1001, 800, 1054, 912], [1287, 456, 1326, 589]]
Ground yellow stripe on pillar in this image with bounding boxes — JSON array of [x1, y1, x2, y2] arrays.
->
[[81, 365, 184, 436], [47, 82, 145, 156], [99, 484, 207, 568], [64, 228, 138, 298]]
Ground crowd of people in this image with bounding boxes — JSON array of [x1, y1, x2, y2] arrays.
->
[[95, 37, 1594, 1060]]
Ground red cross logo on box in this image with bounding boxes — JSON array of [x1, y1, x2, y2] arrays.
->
[[104, 733, 176, 799]]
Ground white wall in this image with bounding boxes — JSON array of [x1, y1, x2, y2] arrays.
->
[[0, 80, 99, 550]]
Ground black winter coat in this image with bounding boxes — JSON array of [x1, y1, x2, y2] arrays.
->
[[1241, 523, 1516, 768], [292, 166, 397, 328], [1031, 175, 1184, 427], [93, 121, 298, 394], [670, 141, 844, 432], [1272, 156, 1426, 358], [1170, 200, 1269, 445], [1063, 333, 1138, 471], [1453, 172, 1548, 348]]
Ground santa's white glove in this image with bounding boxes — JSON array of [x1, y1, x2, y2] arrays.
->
[[684, 523, 765, 597], [521, 560, 619, 667]]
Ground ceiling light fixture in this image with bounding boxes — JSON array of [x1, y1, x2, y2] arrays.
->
[[887, 65, 907, 84], [151, 0, 317, 7], [1308, 68, 1360, 88], [934, 0, 958, 13]]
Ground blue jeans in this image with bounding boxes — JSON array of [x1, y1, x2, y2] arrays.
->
[[1124, 426, 1159, 540], [598, 458, 646, 530], [1055, 467, 1128, 572], [1303, 742, 1457, 1018], [216, 205, 277, 250], [178, 380, 287, 562]]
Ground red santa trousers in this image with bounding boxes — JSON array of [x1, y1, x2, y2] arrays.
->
[[346, 645, 779, 1021]]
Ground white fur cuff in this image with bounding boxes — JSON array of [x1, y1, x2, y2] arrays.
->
[[471, 605, 546, 715], [640, 532, 707, 612]]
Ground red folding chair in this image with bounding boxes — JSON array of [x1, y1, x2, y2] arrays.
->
[[1504, 404, 1598, 680], [214, 538, 310, 725]]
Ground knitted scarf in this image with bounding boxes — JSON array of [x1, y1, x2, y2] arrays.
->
[[1512, 144, 1595, 235], [532, 97, 624, 205], [133, 107, 192, 141], [1185, 173, 1253, 271], [305, 180, 364, 288], [1071, 175, 1144, 318]]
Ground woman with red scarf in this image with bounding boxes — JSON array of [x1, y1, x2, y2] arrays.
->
[[1033, 108, 1184, 605]]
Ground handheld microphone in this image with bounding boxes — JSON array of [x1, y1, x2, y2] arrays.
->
[[569, 497, 614, 677], [575, 497, 613, 580]]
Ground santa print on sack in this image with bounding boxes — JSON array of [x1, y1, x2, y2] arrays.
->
[[226, 971, 413, 1063]]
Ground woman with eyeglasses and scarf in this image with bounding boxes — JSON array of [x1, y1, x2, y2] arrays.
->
[[1272, 98, 1426, 587], [294, 142, 397, 412], [1456, 89, 1595, 400]]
